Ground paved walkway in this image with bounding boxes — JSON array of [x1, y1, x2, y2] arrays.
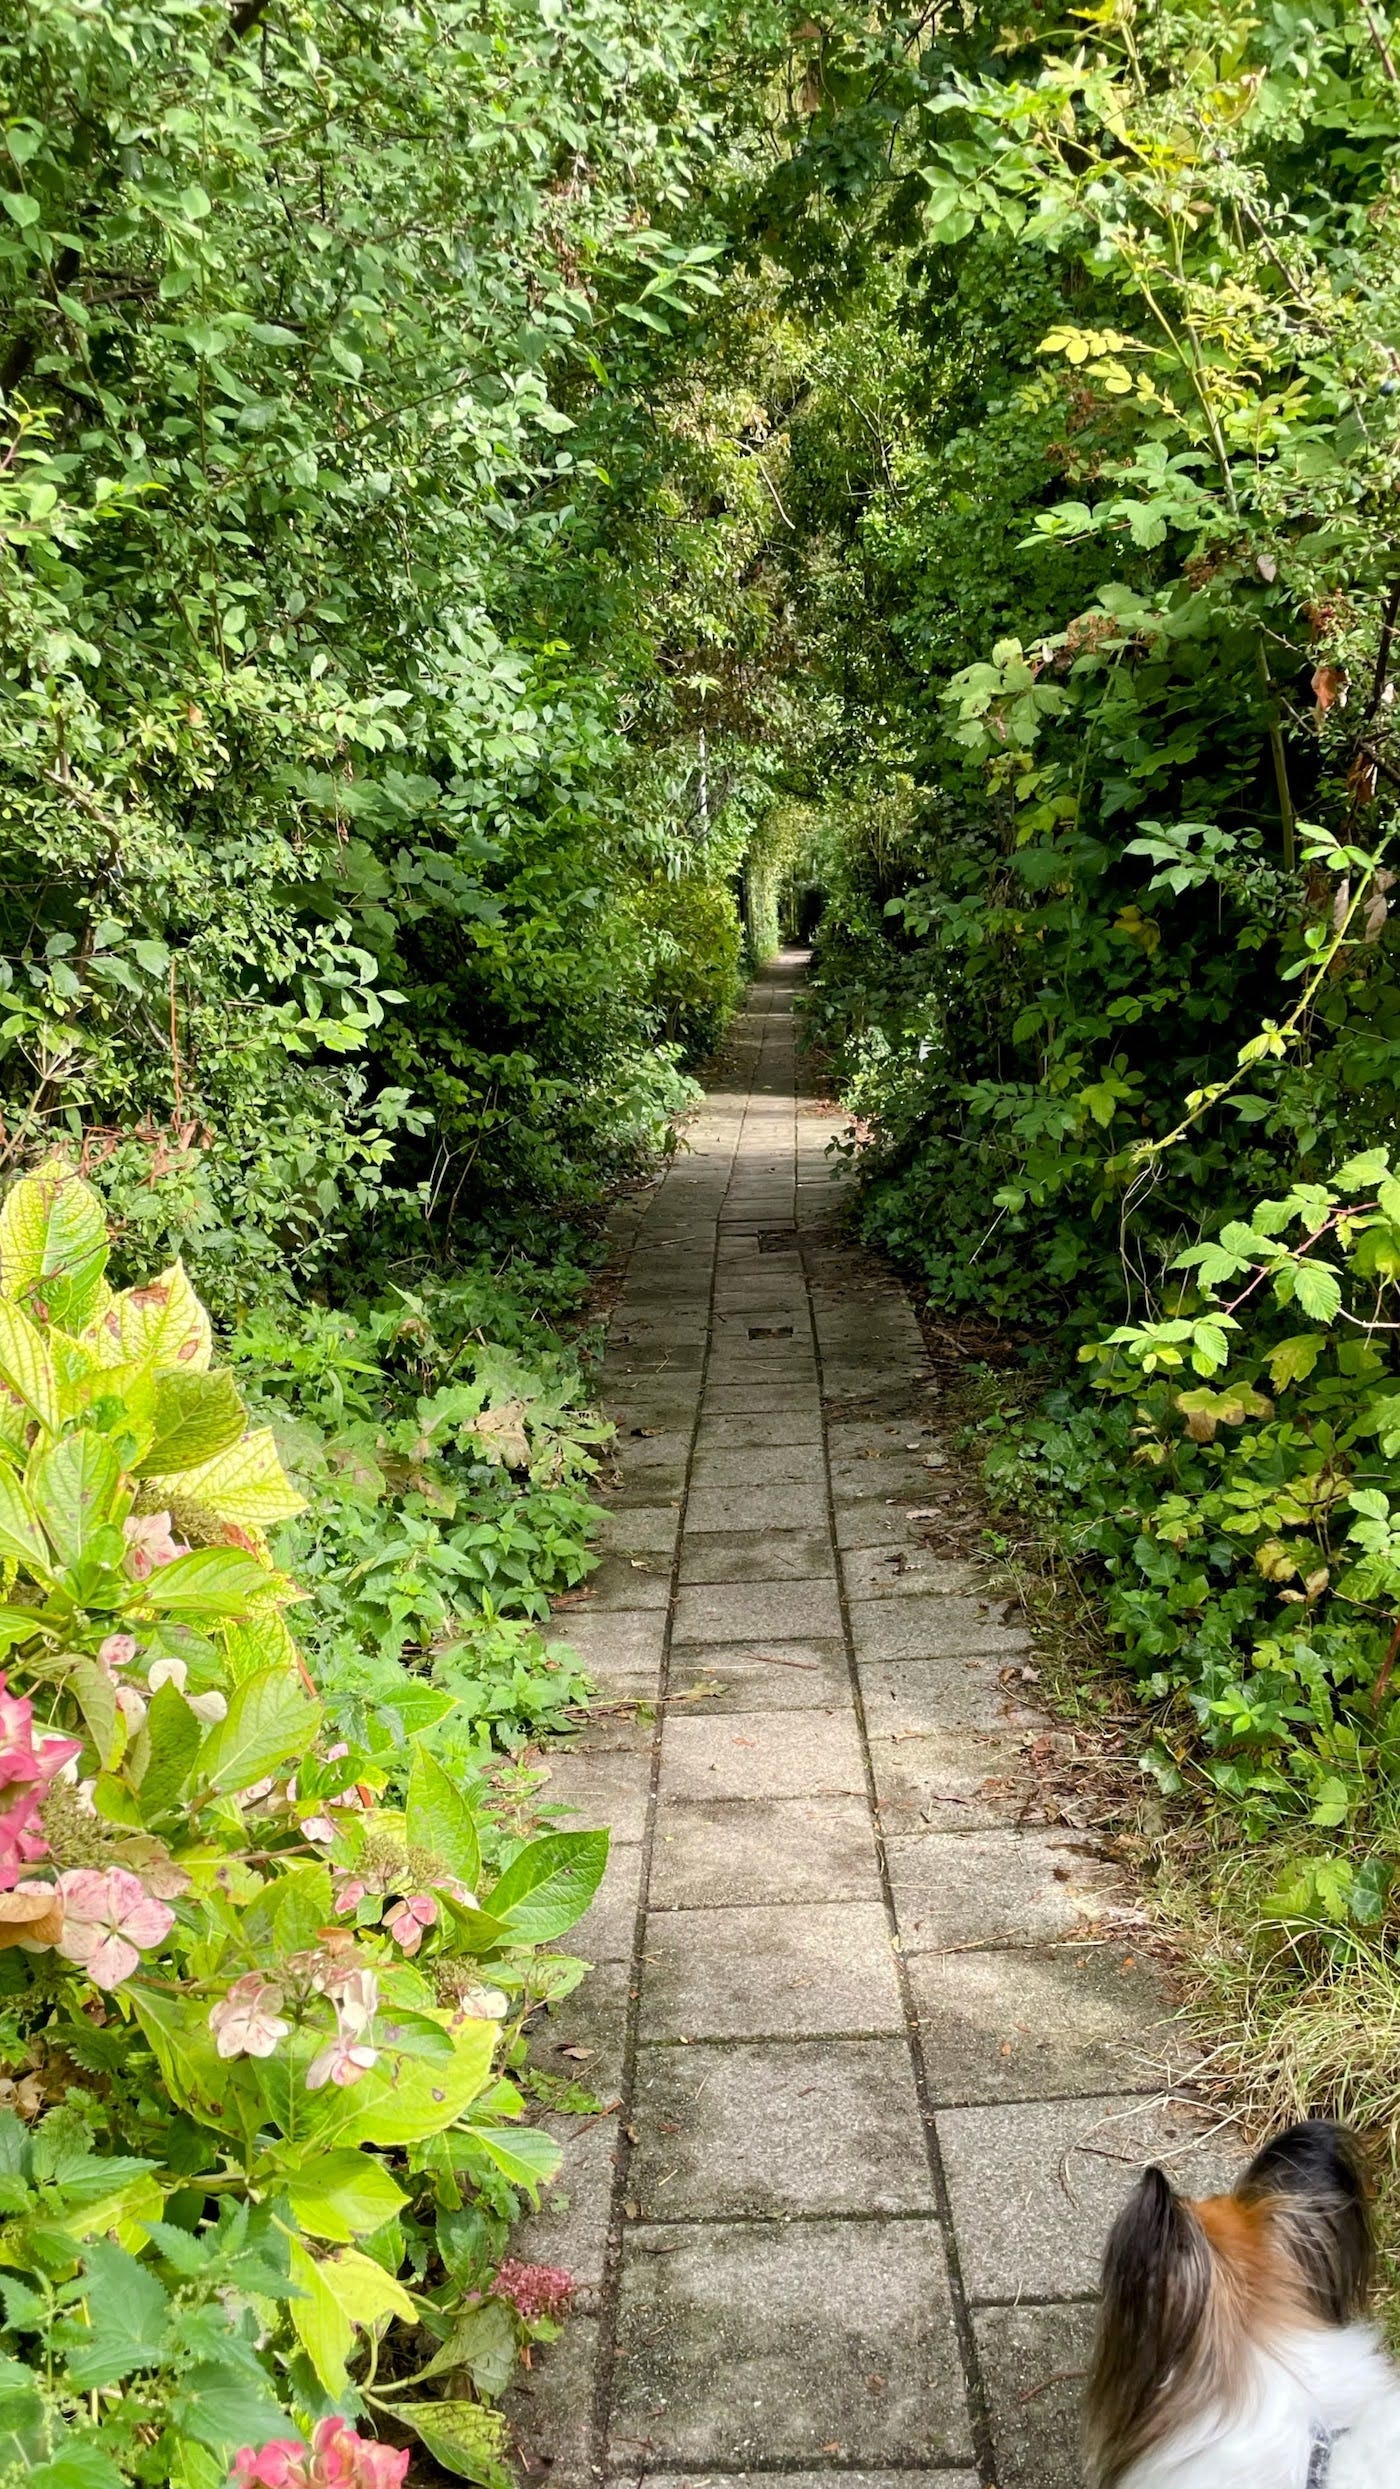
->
[[509, 955, 1232, 2489]]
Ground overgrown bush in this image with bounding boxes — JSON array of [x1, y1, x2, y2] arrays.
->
[[626, 876, 744, 1064]]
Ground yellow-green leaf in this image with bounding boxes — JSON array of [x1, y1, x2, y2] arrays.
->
[[112, 1263, 211, 1373], [146, 1426, 304, 1529], [0, 1300, 59, 1432]]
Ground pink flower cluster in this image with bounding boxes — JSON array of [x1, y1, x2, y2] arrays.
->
[[0, 1676, 80, 1891], [53, 1865, 175, 1988], [306, 1965, 379, 2090], [231, 2417, 408, 2489], [123, 1510, 186, 1580], [493, 2257, 576, 2323]]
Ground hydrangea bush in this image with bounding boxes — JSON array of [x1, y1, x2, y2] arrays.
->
[[0, 1163, 605, 2487]]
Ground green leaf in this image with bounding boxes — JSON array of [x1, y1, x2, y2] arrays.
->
[[269, 1861, 333, 1955], [487, 1831, 608, 1942], [144, 1547, 272, 1615], [30, 2448, 126, 2489], [128, 1992, 246, 2135], [62, 2242, 168, 2386], [0, 1302, 59, 1433], [170, 2363, 293, 2456], [138, 1370, 248, 1475], [67, 1657, 121, 1770], [411, 2294, 517, 2395], [397, 2399, 512, 2487], [1292, 1260, 1343, 1323], [463, 2122, 561, 2194], [284, 2148, 409, 2244], [0, 1468, 50, 1574], [133, 1680, 202, 1813], [0, 1163, 108, 1331], [30, 1432, 119, 1570], [197, 1667, 320, 1794], [287, 2241, 415, 2394], [1266, 1333, 1323, 1391], [407, 1746, 481, 1889]]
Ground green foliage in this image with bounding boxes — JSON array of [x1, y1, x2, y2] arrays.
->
[[626, 876, 744, 1063], [0, 1165, 608, 2481]]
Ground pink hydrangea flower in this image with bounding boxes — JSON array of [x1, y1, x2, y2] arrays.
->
[[385, 1892, 437, 1955], [122, 1511, 186, 1580], [230, 2441, 307, 2488], [97, 1633, 137, 1673], [494, 2256, 576, 2322], [53, 1866, 175, 1988], [230, 2419, 409, 2489], [305, 1965, 379, 2091], [0, 1680, 81, 1891], [209, 1974, 290, 2060]]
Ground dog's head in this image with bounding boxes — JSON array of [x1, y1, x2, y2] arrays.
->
[[1084, 2119, 1374, 2487]]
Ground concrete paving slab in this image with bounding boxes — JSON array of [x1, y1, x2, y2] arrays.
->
[[974, 2302, 1098, 2489], [887, 1827, 1118, 1950], [938, 2093, 1245, 2300], [584, 1556, 671, 1610], [685, 1481, 827, 1533], [515, 2106, 618, 2288], [658, 1707, 863, 1803], [909, 1942, 1188, 2105], [546, 1609, 665, 1675], [674, 1580, 842, 1643], [506, 2313, 601, 2489], [609, 2219, 972, 2468], [841, 1546, 982, 1601], [567, 1839, 644, 1965], [849, 1595, 1033, 1663], [665, 1639, 849, 1711], [629, 2036, 933, 2219], [678, 1528, 833, 1582], [691, 1411, 825, 1448], [650, 1795, 881, 1907], [538, 1746, 654, 1845], [640, 1899, 903, 2038], [690, 1442, 828, 1486], [861, 1652, 1026, 1736], [599, 1504, 681, 1556], [701, 1382, 822, 1415], [528, 1960, 631, 2098], [869, 1724, 1031, 1830]]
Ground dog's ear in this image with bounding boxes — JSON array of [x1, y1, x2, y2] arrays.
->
[[1235, 2117, 1373, 2324], [1085, 2165, 1214, 2489]]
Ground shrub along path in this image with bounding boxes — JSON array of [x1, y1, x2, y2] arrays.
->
[[507, 954, 1238, 2489]]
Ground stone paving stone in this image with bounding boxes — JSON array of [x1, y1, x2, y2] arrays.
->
[[598, 1504, 681, 1556], [673, 1580, 842, 1644], [684, 1481, 828, 1533], [609, 2219, 972, 2469], [611, 1429, 692, 1473], [887, 1827, 1118, 1950], [605, 1467, 687, 1506], [640, 1899, 902, 2038], [546, 1609, 665, 1675], [618, 2474, 980, 2489], [678, 1528, 833, 1582], [644, 1789, 882, 1917], [584, 1555, 671, 1610], [869, 1723, 1032, 1831], [834, 1500, 942, 1549], [658, 1707, 863, 1803], [691, 1410, 824, 1448], [861, 1652, 1026, 1737], [515, 2106, 618, 2289], [974, 2303, 1098, 2489], [666, 1638, 849, 1711], [506, 2312, 601, 2489], [829, 1455, 931, 1505], [840, 1547, 981, 1601], [630, 2036, 933, 2219], [909, 1942, 1188, 2106], [849, 1594, 1032, 1664], [529, 1959, 631, 2098], [538, 1746, 653, 1845], [568, 1839, 644, 1964], [701, 1382, 822, 1415], [938, 2093, 1245, 2300], [689, 1441, 827, 1486]]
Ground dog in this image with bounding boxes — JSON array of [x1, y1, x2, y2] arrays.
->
[[1085, 2119, 1400, 2485]]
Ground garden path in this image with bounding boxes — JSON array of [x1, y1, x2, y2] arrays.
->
[[507, 954, 1236, 2489]]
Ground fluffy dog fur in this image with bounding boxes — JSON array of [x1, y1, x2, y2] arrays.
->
[[1085, 2119, 1400, 2486]]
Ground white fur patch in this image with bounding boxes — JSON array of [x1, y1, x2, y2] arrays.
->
[[1118, 2325, 1400, 2487]]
